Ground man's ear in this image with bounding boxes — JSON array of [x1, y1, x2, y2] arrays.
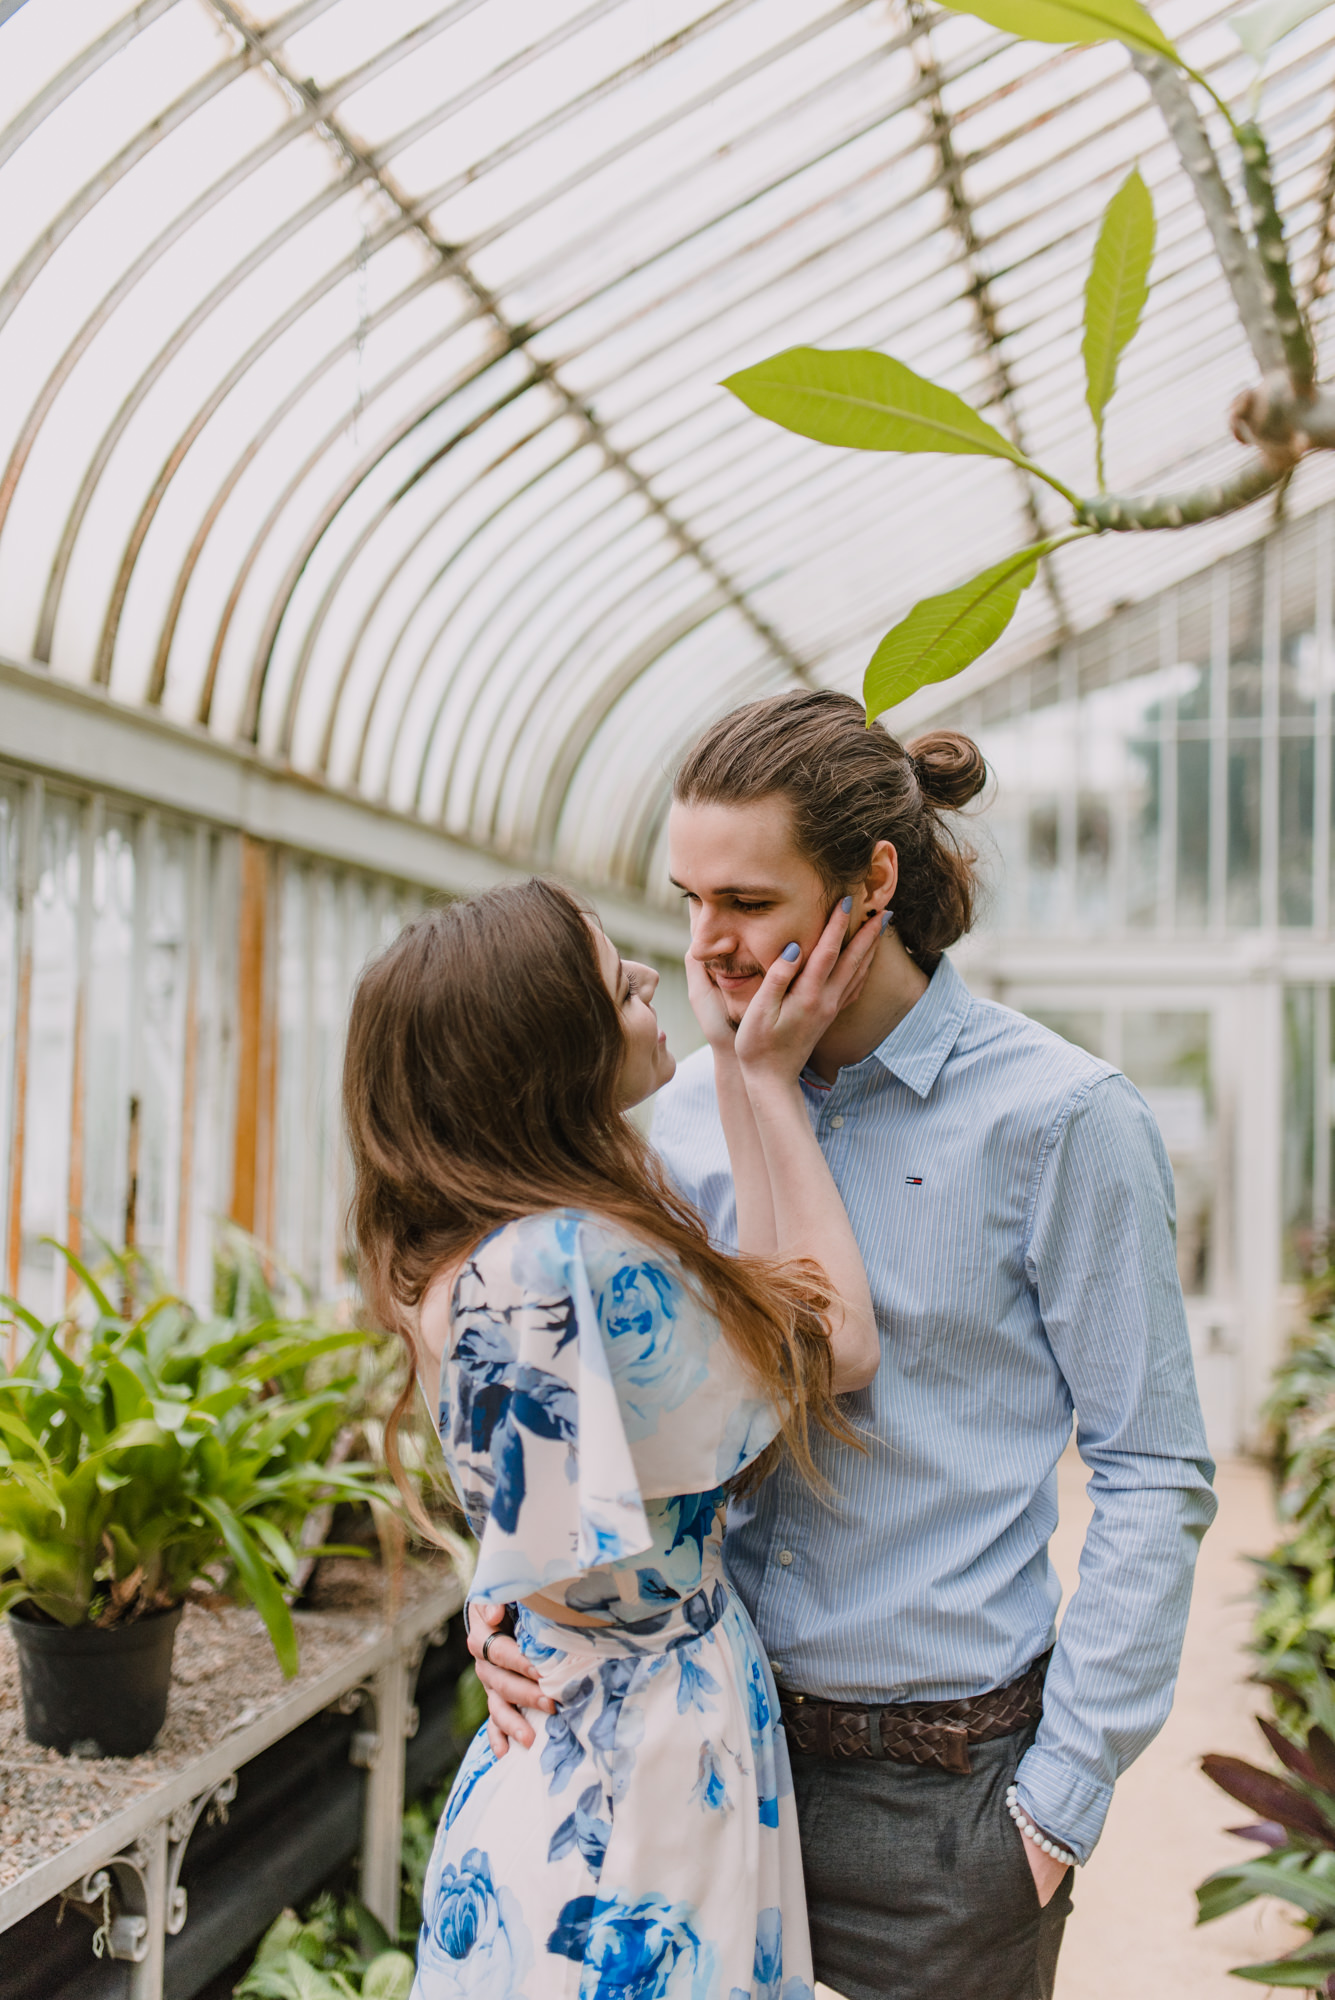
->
[[863, 840, 898, 914]]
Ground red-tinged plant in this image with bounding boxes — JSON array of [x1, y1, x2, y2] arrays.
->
[[1198, 1718, 1335, 1990]]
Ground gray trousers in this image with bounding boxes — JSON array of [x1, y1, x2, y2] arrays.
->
[[788, 1722, 1073, 2000]]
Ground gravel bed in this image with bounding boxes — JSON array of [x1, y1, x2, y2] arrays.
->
[[0, 1558, 456, 1896]]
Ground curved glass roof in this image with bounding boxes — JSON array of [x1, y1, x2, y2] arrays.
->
[[3, 0, 1335, 902]]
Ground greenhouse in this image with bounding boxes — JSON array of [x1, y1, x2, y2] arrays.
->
[[6, 0, 1335, 1994]]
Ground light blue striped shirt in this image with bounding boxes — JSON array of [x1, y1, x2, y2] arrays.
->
[[651, 953, 1217, 1861]]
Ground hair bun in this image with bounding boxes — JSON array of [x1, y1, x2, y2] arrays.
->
[[906, 730, 988, 811]]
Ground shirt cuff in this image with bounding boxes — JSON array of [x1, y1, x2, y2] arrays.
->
[[1013, 1746, 1113, 1865]]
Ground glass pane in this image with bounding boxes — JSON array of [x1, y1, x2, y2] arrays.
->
[[82, 808, 136, 1262], [20, 792, 81, 1316], [1284, 986, 1317, 1281], [0, 782, 20, 1317], [1175, 738, 1210, 928], [274, 859, 310, 1298], [1023, 1009, 1104, 1058], [1226, 738, 1262, 928], [1121, 1009, 1214, 1297], [137, 821, 189, 1277], [1280, 734, 1316, 927]]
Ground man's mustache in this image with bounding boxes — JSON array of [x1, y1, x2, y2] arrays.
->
[[705, 957, 765, 982]]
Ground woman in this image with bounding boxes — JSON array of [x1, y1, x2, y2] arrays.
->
[[343, 876, 882, 1999]]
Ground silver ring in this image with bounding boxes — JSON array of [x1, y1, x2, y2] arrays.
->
[[481, 1630, 501, 1666]]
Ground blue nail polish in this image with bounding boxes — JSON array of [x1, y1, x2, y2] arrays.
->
[[781, 942, 800, 961], [881, 911, 892, 931], [841, 895, 852, 913]]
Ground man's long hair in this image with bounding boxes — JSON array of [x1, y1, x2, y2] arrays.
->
[[343, 877, 858, 1529], [674, 691, 988, 970]]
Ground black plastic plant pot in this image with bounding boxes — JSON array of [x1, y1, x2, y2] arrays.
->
[[8, 1601, 184, 1757]]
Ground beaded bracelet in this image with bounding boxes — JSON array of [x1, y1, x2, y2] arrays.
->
[[1005, 1785, 1077, 1868]]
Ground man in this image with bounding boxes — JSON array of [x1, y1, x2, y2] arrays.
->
[[469, 690, 1216, 1999]]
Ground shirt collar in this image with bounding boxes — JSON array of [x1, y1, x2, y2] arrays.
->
[[865, 953, 972, 1099]]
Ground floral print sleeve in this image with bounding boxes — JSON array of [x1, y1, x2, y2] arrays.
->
[[441, 1209, 780, 1608]]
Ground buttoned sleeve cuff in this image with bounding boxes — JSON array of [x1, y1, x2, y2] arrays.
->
[[1013, 1747, 1113, 1865]]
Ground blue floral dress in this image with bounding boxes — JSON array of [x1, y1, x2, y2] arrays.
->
[[413, 1209, 815, 2000]]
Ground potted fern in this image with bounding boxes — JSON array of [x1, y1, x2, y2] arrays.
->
[[0, 1247, 393, 1758]]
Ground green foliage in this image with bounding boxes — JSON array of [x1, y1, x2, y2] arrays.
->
[[1083, 167, 1155, 489], [719, 0, 1322, 726], [863, 543, 1058, 724], [1249, 1312, 1335, 1729], [234, 1894, 411, 2000], [722, 347, 1038, 469], [938, 0, 1178, 59], [1197, 1719, 1335, 1986], [0, 1242, 394, 1676]]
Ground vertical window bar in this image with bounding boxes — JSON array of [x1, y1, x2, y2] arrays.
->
[[3, 778, 37, 1323], [1316, 509, 1332, 935], [1209, 565, 1229, 932], [1057, 644, 1077, 933], [1158, 589, 1178, 932], [127, 813, 154, 1275], [1261, 535, 1281, 930], [1109, 624, 1129, 931], [1316, 981, 1331, 1242], [65, 795, 97, 1299], [175, 825, 208, 1291]]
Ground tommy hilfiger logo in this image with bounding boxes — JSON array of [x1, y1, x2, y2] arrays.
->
[[905, 1176, 923, 1186]]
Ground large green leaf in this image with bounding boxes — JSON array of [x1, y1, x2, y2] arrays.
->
[[938, 0, 1178, 56], [864, 543, 1057, 722], [1083, 167, 1154, 487], [1230, 0, 1333, 61], [722, 347, 1028, 465], [362, 1953, 417, 2000], [199, 1497, 299, 1677]]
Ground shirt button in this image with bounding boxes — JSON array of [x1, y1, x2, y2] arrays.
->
[[770, 1660, 784, 1676], [829, 1114, 844, 1128], [778, 1549, 794, 1566]]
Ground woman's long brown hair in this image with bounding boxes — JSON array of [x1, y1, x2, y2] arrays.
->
[[342, 877, 857, 1534]]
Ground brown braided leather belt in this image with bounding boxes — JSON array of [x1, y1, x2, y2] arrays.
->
[[778, 1650, 1051, 1776]]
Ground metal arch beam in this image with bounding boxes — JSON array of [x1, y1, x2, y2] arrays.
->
[[395, 482, 652, 807], [380, 179, 1011, 821], [471, 549, 722, 845], [319, 419, 584, 778], [443, 524, 687, 836], [30, 168, 371, 662], [38, 0, 905, 729], [197, 0, 812, 746], [442, 539, 692, 831], [0, 0, 182, 175], [379, 0, 880, 275], [525, 593, 736, 860], [236, 341, 532, 743], [191, 281, 493, 726], [155, 264, 450, 713], [0, 2, 479, 563], [350, 443, 620, 792], [138, 56, 1127, 728], [363, 0, 683, 175], [273, 369, 557, 757], [615, 655, 787, 892], [476, 19, 988, 338], [0, 44, 256, 341], [236, 11, 969, 777]]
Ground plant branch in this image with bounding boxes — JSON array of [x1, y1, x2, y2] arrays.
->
[[1131, 51, 1287, 380], [1073, 454, 1284, 530], [1240, 121, 1316, 395]]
